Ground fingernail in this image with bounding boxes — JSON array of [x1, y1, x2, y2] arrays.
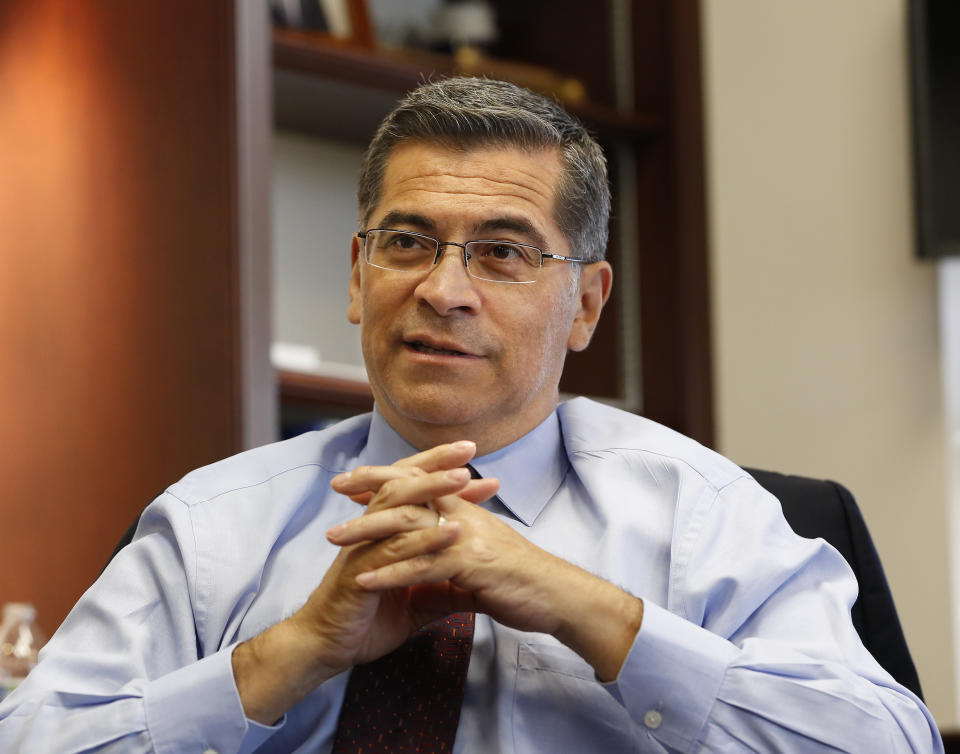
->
[[331, 472, 350, 485], [446, 468, 470, 482], [327, 522, 347, 538], [356, 572, 375, 586], [452, 440, 475, 451]]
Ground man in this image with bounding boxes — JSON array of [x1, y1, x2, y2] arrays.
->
[[0, 78, 942, 752]]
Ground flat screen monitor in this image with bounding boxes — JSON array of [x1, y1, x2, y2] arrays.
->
[[910, 0, 960, 258]]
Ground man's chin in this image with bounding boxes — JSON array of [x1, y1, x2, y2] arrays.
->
[[375, 385, 490, 432], [391, 398, 483, 430]]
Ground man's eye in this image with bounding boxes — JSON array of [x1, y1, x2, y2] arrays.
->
[[483, 243, 522, 261], [385, 233, 423, 250]]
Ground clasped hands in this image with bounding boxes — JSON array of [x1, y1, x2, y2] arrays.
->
[[302, 440, 570, 673], [233, 441, 642, 725]]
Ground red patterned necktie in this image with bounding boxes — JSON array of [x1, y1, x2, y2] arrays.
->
[[330, 612, 475, 753]]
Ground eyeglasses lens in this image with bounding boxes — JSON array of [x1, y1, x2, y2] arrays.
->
[[364, 230, 541, 284]]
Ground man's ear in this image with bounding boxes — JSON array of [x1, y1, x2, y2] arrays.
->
[[347, 235, 363, 325], [567, 261, 612, 352]]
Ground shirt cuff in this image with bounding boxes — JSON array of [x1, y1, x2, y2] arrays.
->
[[602, 601, 736, 751], [144, 643, 282, 754]]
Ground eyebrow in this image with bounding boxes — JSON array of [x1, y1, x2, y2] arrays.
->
[[472, 217, 547, 249], [375, 211, 436, 232], [375, 211, 548, 249]]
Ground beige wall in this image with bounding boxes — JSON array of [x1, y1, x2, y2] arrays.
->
[[701, 0, 956, 727]]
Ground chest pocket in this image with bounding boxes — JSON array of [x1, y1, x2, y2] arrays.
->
[[513, 641, 651, 753]]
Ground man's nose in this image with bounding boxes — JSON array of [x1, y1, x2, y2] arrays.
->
[[414, 244, 482, 315]]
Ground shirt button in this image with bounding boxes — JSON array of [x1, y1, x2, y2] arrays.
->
[[643, 709, 663, 729]]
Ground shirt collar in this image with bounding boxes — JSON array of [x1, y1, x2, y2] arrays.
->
[[360, 407, 569, 527], [357, 408, 420, 467]]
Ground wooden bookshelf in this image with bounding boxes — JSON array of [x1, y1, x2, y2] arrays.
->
[[272, 28, 663, 141], [277, 369, 373, 412]]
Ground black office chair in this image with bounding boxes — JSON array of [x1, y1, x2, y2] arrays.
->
[[746, 468, 923, 700], [103, 468, 923, 699]]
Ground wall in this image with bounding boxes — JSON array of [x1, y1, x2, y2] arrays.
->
[[0, 0, 243, 629], [701, 0, 956, 726]]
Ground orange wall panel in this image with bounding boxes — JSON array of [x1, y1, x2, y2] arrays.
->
[[0, 0, 241, 630]]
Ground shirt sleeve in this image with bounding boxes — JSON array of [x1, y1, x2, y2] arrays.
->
[[0, 493, 283, 754], [603, 476, 943, 754]]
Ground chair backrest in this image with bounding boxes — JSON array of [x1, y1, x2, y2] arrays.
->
[[746, 467, 923, 700]]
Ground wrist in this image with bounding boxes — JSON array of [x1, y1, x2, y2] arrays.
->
[[551, 570, 644, 682], [232, 617, 341, 724]]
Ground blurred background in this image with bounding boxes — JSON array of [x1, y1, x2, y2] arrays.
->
[[1, 0, 958, 737]]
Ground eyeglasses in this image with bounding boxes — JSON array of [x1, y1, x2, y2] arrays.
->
[[356, 228, 585, 284]]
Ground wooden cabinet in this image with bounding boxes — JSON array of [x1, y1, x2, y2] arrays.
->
[[0, 0, 265, 628]]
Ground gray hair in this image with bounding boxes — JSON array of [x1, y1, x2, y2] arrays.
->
[[357, 77, 610, 262]]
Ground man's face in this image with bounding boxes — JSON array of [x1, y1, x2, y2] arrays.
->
[[348, 142, 609, 453]]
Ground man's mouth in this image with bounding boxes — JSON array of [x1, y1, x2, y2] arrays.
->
[[408, 340, 469, 357]]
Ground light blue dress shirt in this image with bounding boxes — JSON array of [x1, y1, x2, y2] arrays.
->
[[0, 398, 943, 753]]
